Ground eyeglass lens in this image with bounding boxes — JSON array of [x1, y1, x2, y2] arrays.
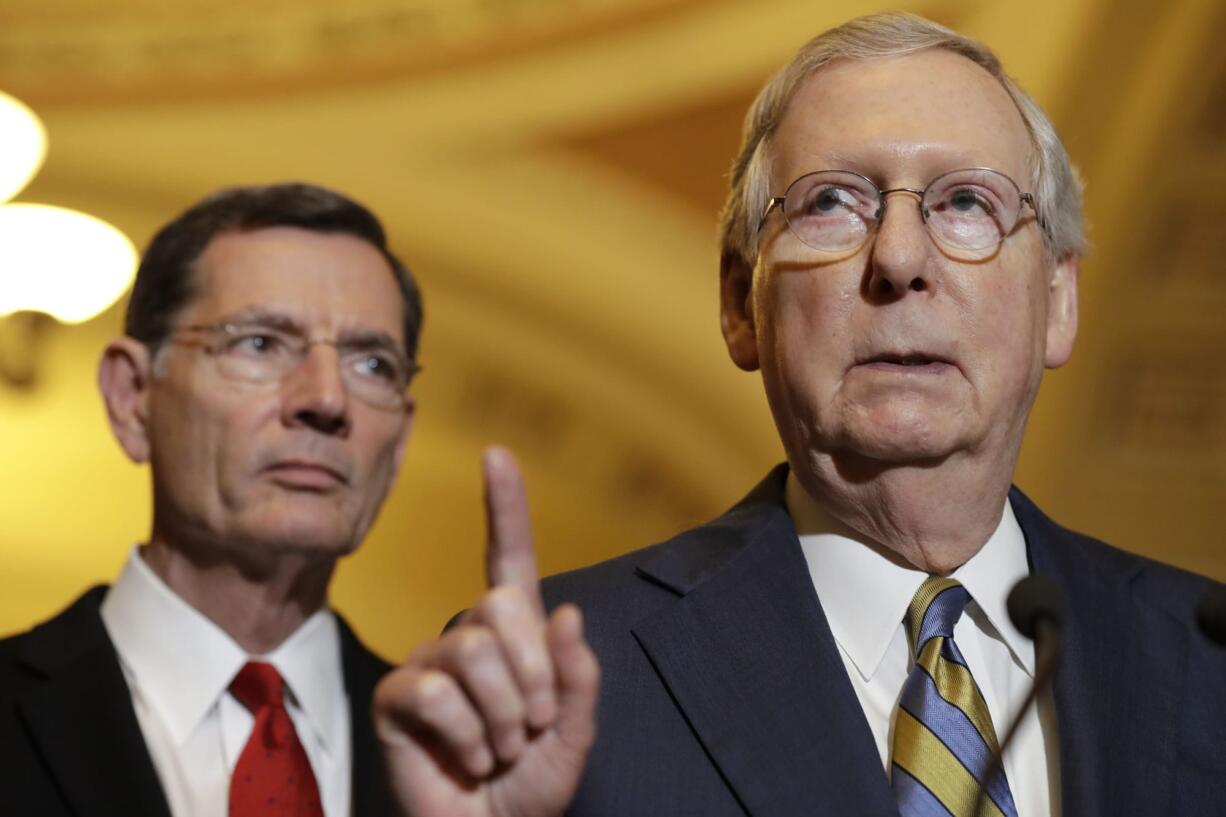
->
[[781, 168, 1025, 252], [209, 326, 411, 409]]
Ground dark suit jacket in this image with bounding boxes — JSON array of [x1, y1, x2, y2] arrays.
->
[[542, 465, 1226, 817], [0, 586, 395, 817]]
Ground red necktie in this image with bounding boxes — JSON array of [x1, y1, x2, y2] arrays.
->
[[228, 661, 325, 817]]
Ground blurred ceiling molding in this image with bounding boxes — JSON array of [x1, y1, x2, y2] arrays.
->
[[0, 0, 706, 106]]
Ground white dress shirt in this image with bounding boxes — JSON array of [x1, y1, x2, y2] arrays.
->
[[100, 547, 352, 817], [786, 473, 1060, 817]]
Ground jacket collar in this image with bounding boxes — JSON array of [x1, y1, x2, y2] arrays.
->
[[1015, 488, 1183, 817], [630, 465, 899, 817], [630, 470, 1184, 817], [17, 587, 396, 817], [337, 613, 394, 817], [16, 587, 174, 817]]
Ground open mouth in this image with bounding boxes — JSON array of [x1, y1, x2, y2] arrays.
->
[[859, 353, 955, 372], [867, 354, 942, 366]]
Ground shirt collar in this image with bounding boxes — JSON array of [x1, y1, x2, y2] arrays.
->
[[265, 603, 346, 756], [950, 498, 1034, 676], [786, 473, 1034, 682], [100, 546, 346, 752]]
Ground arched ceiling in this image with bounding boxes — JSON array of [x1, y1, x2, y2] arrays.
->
[[2, 0, 1223, 658]]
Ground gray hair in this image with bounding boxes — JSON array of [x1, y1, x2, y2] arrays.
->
[[718, 12, 1085, 271]]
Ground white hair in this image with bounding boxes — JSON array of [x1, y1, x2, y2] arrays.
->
[[719, 12, 1086, 271]]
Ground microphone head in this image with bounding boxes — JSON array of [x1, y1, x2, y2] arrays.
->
[[1007, 575, 1064, 640], [1196, 585, 1226, 647]]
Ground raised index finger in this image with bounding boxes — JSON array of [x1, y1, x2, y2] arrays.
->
[[482, 446, 543, 616]]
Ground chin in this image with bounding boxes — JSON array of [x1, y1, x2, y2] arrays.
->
[[844, 437, 954, 464], [238, 503, 362, 559], [279, 527, 357, 555], [833, 411, 964, 465]]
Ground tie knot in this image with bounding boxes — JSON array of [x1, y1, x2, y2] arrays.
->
[[904, 576, 970, 656], [229, 661, 285, 714]]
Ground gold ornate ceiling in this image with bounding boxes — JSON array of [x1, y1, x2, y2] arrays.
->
[[0, 0, 706, 103], [2, 0, 1223, 657]]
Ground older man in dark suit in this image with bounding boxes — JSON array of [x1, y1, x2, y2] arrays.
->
[[374, 12, 1226, 817], [0, 183, 423, 817]]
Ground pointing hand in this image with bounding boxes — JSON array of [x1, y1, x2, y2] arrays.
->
[[374, 447, 600, 817]]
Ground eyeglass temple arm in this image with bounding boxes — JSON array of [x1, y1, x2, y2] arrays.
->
[[1019, 192, 1050, 235], [758, 197, 786, 230]]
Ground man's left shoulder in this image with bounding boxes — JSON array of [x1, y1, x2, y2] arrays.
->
[[1010, 486, 1224, 615], [332, 611, 399, 817], [334, 612, 393, 689]]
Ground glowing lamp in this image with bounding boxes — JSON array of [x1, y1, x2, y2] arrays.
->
[[0, 204, 138, 324], [0, 91, 47, 204]]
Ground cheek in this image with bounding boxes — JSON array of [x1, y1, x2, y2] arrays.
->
[[216, 411, 270, 494], [758, 273, 853, 375], [754, 271, 858, 436], [155, 392, 209, 467], [354, 419, 408, 495], [959, 264, 1050, 392], [176, 391, 272, 505], [146, 391, 229, 516]]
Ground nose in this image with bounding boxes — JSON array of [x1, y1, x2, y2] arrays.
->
[[281, 344, 350, 436], [866, 189, 933, 301]]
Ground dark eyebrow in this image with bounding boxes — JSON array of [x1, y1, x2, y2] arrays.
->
[[219, 308, 404, 355], [221, 308, 304, 334], [337, 329, 404, 354]]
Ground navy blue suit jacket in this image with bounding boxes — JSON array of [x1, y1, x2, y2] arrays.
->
[[0, 587, 395, 817], [542, 465, 1226, 817]]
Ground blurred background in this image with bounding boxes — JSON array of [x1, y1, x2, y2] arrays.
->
[[1, 0, 1223, 660]]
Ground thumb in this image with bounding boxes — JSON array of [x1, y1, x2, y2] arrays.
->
[[545, 604, 600, 756], [482, 446, 543, 615]]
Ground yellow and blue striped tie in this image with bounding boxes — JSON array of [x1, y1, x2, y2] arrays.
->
[[890, 577, 1018, 817]]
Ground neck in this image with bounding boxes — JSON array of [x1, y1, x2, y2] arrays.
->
[[796, 447, 1016, 574], [140, 537, 334, 654]]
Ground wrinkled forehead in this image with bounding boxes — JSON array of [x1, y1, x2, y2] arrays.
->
[[770, 49, 1034, 191], [186, 226, 407, 341]]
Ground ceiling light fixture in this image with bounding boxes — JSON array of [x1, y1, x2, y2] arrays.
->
[[0, 90, 47, 205], [0, 203, 138, 324], [0, 90, 139, 387]]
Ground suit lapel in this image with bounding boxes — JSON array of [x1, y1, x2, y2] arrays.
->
[[18, 591, 396, 817], [1016, 490, 1183, 817], [16, 587, 173, 817], [632, 469, 898, 817], [338, 615, 394, 817]]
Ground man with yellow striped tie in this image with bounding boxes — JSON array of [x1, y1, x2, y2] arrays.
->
[[893, 577, 1018, 816], [375, 12, 1226, 817]]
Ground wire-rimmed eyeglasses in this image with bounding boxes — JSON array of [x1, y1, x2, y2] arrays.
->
[[166, 321, 420, 411], [759, 167, 1037, 255]]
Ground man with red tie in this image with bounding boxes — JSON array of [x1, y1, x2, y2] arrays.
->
[[0, 183, 423, 817]]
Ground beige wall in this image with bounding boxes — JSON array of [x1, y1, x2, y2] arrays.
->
[[1, 0, 1223, 659]]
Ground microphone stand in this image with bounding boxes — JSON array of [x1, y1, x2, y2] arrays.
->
[[971, 581, 1063, 817]]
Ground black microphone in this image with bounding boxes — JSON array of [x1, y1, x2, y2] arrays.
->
[[1196, 585, 1226, 647], [972, 575, 1063, 816], [1007, 573, 1064, 642]]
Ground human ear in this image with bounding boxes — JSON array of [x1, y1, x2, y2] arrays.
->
[[720, 250, 760, 372], [98, 337, 155, 463], [1044, 253, 1080, 369]]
